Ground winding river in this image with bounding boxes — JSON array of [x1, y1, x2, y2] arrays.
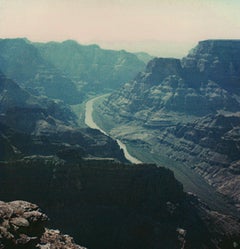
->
[[85, 95, 142, 164], [84, 96, 240, 217]]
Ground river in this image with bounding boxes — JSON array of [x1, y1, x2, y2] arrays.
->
[[85, 95, 142, 164], [85, 95, 240, 217]]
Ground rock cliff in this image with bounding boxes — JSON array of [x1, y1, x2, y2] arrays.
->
[[1, 157, 240, 249], [97, 39, 240, 208], [0, 38, 82, 104], [0, 71, 126, 162], [182, 40, 240, 89], [35, 40, 145, 92], [0, 38, 146, 102]]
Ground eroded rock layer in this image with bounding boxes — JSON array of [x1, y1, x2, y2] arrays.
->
[[97, 40, 240, 207]]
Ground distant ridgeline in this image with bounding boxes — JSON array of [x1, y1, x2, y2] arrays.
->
[[0, 38, 146, 104], [97, 39, 240, 209]]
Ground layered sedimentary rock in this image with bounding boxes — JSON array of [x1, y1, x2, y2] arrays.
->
[[0, 37, 146, 102], [182, 40, 240, 89], [0, 38, 82, 104], [35, 40, 145, 92], [0, 71, 126, 162], [97, 40, 240, 207]]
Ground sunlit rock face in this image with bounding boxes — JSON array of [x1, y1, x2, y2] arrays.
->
[[99, 40, 240, 206]]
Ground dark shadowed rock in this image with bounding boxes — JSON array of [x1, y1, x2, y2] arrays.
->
[[0, 72, 126, 162], [135, 57, 183, 85], [182, 40, 240, 89], [0, 200, 85, 249], [0, 158, 240, 249]]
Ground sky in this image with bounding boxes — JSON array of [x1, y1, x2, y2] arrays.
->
[[0, 0, 239, 57]]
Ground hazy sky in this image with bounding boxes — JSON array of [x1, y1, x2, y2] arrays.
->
[[0, 0, 239, 57]]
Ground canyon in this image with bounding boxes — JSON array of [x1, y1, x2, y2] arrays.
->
[[95, 40, 240, 210], [0, 38, 240, 248]]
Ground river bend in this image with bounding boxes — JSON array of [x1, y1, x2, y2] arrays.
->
[[85, 95, 142, 164]]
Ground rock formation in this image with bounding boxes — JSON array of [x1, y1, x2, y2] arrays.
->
[[97, 40, 240, 208], [34, 40, 145, 93], [1, 38, 240, 249], [0, 200, 85, 249], [0, 71, 126, 162], [1, 157, 240, 249], [0, 38, 82, 104], [0, 38, 147, 103]]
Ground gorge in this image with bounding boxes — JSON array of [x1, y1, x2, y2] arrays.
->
[[0, 38, 240, 249], [95, 39, 240, 212], [84, 95, 142, 164]]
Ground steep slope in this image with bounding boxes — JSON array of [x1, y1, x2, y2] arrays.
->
[[34, 40, 145, 92], [1, 157, 240, 249], [0, 71, 76, 132], [0, 72, 126, 162], [96, 40, 240, 208], [134, 51, 154, 64], [0, 38, 82, 104], [182, 40, 240, 90]]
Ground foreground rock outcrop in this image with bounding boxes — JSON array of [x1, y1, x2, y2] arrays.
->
[[1, 157, 240, 249], [0, 200, 85, 249], [96, 39, 240, 208]]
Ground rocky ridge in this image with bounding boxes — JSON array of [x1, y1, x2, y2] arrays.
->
[[97, 40, 240, 207], [0, 200, 85, 249], [0, 38, 82, 104], [34, 40, 145, 93], [0, 38, 145, 103]]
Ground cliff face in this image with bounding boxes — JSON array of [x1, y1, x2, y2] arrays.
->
[[35, 40, 145, 92], [0, 157, 240, 249], [0, 38, 146, 102], [0, 72, 77, 131], [97, 40, 240, 207], [0, 38, 82, 104], [0, 200, 85, 249], [182, 40, 240, 89], [135, 58, 183, 85]]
